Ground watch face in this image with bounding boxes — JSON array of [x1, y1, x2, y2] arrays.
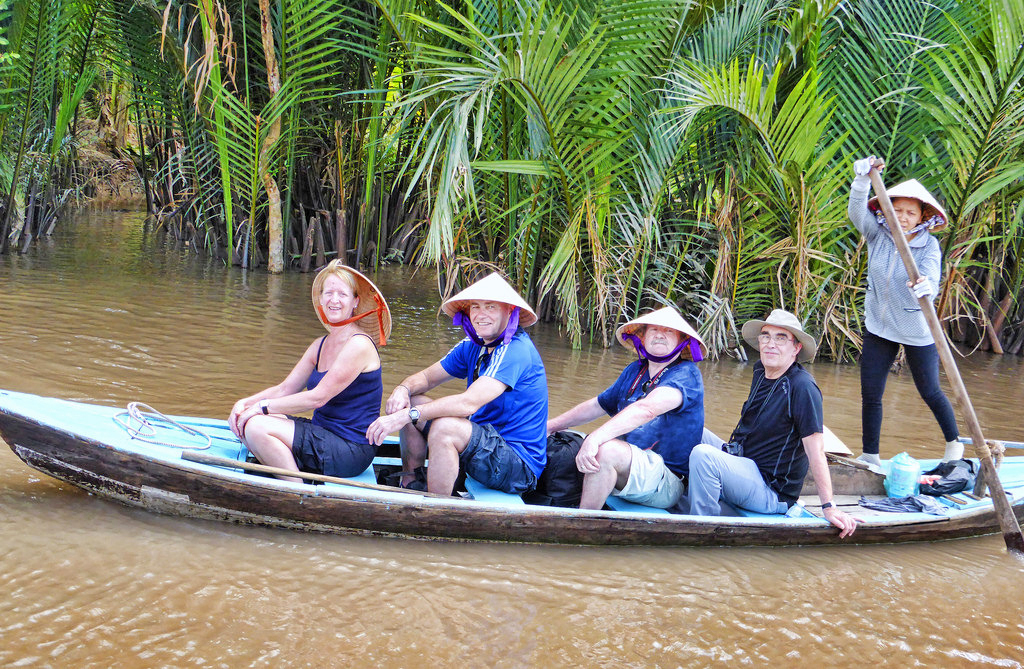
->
[[409, 408, 420, 423]]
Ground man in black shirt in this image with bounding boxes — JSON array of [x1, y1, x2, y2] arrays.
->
[[688, 310, 857, 538]]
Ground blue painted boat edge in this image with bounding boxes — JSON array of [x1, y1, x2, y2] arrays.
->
[[4, 389, 1024, 529]]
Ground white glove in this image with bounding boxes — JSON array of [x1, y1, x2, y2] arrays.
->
[[910, 276, 935, 299], [853, 156, 875, 176]]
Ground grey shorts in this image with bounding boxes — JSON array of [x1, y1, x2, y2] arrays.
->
[[459, 422, 538, 494]]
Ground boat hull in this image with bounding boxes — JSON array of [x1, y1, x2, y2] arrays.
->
[[3, 391, 1023, 547]]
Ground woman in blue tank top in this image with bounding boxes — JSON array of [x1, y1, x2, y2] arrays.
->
[[228, 261, 391, 481]]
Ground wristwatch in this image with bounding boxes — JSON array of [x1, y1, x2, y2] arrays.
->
[[408, 407, 420, 426], [821, 501, 835, 510]]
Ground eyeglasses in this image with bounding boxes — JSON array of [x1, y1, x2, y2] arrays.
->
[[757, 332, 794, 345]]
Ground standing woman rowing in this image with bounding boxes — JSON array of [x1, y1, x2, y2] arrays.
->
[[848, 157, 961, 469], [229, 261, 391, 482]]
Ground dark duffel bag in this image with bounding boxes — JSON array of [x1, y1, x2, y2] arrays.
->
[[522, 430, 585, 507]]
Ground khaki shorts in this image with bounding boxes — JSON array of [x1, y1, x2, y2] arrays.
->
[[612, 444, 684, 508]]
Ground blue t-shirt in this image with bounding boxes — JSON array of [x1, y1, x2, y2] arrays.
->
[[439, 331, 549, 477], [596, 359, 704, 476]]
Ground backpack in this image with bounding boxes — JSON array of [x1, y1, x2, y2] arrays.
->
[[522, 430, 585, 507]]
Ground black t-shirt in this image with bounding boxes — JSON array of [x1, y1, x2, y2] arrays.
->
[[729, 361, 823, 504]]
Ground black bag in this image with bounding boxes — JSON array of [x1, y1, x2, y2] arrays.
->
[[522, 430, 585, 507], [920, 458, 978, 496]]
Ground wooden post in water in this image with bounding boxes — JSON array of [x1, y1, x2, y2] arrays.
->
[[867, 168, 1024, 553]]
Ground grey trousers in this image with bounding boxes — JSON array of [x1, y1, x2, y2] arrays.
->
[[687, 443, 788, 516]]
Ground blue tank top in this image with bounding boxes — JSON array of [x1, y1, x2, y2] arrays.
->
[[306, 335, 383, 445]]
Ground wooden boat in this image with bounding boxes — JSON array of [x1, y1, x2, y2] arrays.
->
[[2, 389, 1023, 547]]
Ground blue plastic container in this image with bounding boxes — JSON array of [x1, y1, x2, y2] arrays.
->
[[885, 452, 921, 497]]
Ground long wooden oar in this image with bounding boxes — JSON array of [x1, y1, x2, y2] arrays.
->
[[181, 450, 452, 499], [868, 168, 1024, 553]]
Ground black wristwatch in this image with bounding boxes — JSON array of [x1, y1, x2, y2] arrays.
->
[[821, 501, 834, 510], [408, 407, 420, 426]]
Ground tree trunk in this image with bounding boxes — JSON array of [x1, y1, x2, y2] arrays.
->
[[259, 0, 284, 273], [989, 293, 1013, 351]]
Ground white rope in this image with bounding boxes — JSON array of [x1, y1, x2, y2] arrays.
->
[[113, 402, 212, 450]]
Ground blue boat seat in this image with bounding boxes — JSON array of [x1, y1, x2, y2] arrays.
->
[[235, 445, 379, 487], [605, 496, 671, 514], [717, 500, 825, 523], [345, 465, 379, 485], [464, 475, 525, 505], [734, 506, 809, 519], [320, 464, 379, 488]]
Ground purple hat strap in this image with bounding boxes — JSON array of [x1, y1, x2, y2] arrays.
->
[[621, 331, 703, 363], [501, 307, 520, 344], [453, 307, 520, 347], [453, 311, 485, 346]]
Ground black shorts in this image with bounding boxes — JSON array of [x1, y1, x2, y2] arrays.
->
[[290, 416, 375, 478]]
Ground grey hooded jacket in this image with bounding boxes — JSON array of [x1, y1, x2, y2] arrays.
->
[[848, 175, 941, 347]]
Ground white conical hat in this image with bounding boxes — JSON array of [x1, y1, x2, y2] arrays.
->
[[868, 179, 949, 231], [311, 261, 392, 345], [614, 306, 707, 357], [440, 272, 538, 327]]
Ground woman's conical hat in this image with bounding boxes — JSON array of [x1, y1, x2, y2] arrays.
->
[[311, 261, 392, 345], [868, 179, 949, 231]]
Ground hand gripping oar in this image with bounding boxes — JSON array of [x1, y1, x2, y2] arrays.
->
[[181, 450, 453, 499], [868, 167, 1024, 553]]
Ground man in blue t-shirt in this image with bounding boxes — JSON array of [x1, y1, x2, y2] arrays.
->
[[687, 309, 858, 538], [366, 273, 548, 496], [546, 307, 706, 509]]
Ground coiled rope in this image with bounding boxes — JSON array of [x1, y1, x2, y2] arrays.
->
[[113, 402, 212, 450]]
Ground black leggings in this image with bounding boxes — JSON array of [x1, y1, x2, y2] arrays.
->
[[860, 331, 959, 454]]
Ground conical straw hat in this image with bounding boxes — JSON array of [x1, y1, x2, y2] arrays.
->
[[311, 261, 392, 345], [614, 306, 707, 357], [440, 272, 538, 327], [868, 179, 949, 231]]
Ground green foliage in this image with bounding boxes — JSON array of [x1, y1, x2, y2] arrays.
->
[[381, 0, 1024, 358], [4, 0, 1024, 358]]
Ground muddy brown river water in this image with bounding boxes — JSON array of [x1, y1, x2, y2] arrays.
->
[[1, 207, 1023, 667]]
